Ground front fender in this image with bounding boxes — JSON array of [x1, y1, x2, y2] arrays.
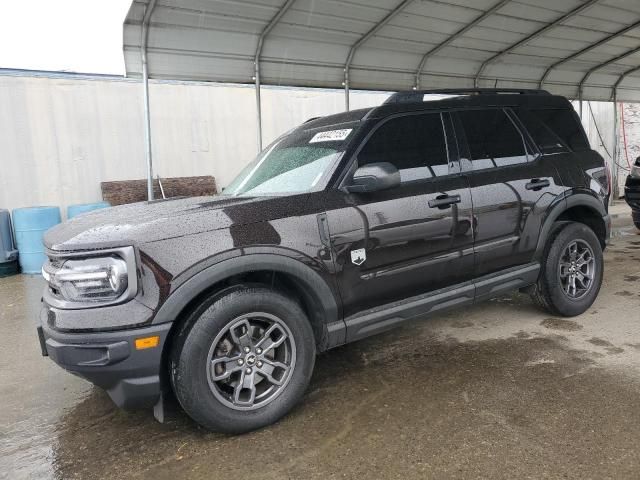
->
[[151, 251, 344, 349]]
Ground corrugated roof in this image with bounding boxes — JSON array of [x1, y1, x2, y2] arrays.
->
[[123, 0, 640, 101]]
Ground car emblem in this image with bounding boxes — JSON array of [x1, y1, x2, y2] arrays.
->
[[351, 248, 366, 266]]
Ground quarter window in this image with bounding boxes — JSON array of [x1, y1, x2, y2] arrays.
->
[[358, 113, 452, 183], [515, 108, 568, 154], [529, 108, 589, 151], [457, 109, 529, 169]]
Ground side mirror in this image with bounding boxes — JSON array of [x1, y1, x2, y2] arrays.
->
[[346, 162, 400, 193]]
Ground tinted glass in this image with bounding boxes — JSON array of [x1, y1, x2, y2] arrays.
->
[[458, 109, 528, 169], [515, 108, 567, 154], [359, 113, 451, 183], [529, 108, 589, 151]]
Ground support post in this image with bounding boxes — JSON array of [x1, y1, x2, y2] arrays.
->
[[612, 93, 619, 202], [343, 0, 413, 112], [344, 68, 350, 111], [255, 61, 263, 151], [253, 0, 296, 152], [141, 0, 157, 201], [578, 87, 583, 120]]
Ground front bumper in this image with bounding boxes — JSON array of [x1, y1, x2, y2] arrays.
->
[[39, 309, 172, 409]]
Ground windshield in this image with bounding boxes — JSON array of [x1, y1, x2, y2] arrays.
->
[[225, 126, 354, 196]]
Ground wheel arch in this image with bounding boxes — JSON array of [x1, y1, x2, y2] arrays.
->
[[535, 193, 609, 260], [152, 253, 343, 353]]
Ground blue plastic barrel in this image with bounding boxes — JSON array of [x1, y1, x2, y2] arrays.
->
[[12, 206, 61, 274], [67, 201, 110, 219]]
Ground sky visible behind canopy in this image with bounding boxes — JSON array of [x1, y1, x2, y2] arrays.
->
[[0, 0, 132, 75]]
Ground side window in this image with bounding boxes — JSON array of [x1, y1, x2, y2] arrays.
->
[[358, 113, 452, 183], [529, 108, 590, 151], [515, 108, 568, 154], [457, 109, 529, 169]]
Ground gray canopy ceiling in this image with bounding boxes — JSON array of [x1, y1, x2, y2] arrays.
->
[[124, 0, 640, 102]]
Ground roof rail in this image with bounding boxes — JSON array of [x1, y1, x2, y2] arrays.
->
[[384, 88, 551, 104]]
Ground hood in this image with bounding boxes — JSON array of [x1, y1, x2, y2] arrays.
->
[[44, 194, 304, 251]]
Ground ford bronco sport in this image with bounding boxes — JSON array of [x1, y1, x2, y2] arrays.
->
[[38, 89, 610, 433]]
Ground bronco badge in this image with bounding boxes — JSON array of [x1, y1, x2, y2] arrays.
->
[[351, 248, 366, 266]]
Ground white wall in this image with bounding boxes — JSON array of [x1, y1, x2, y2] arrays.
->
[[0, 73, 389, 217], [0, 72, 630, 217]]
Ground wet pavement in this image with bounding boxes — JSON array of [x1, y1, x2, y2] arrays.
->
[[2, 208, 640, 479]]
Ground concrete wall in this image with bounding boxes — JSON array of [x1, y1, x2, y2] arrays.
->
[[0, 72, 630, 218], [619, 103, 640, 174], [0, 72, 389, 216]]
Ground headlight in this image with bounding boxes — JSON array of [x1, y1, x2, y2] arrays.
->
[[42, 247, 137, 308]]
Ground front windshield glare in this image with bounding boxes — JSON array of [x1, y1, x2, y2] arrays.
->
[[225, 128, 352, 196]]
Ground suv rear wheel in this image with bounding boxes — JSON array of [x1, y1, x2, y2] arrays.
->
[[170, 286, 315, 433], [531, 222, 603, 317]]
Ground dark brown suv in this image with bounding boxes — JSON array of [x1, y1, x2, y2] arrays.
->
[[38, 89, 610, 433]]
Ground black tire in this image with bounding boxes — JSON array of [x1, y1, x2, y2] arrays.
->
[[635, 221, 640, 231], [531, 222, 603, 317], [170, 286, 315, 433]]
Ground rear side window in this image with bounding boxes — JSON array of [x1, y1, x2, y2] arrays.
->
[[358, 113, 452, 183], [457, 109, 529, 169], [514, 108, 567, 154], [529, 108, 589, 151]]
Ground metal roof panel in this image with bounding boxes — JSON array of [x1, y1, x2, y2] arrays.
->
[[124, 0, 640, 101]]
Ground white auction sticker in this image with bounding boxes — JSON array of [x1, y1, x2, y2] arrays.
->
[[309, 129, 352, 143]]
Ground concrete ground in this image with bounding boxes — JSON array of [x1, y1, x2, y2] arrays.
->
[[1, 203, 639, 480]]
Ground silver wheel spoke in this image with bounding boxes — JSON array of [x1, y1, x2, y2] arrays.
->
[[230, 319, 253, 349], [255, 323, 287, 353], [211, 355, 243, 381], [258, 359, 289, 386], [233, 370, 257, 406]]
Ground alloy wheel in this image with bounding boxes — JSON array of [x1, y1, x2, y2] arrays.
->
[[206, 313, 296, 411], [558, 239, 595, 300]]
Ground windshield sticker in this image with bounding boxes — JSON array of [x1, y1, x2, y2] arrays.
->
[[309, 129, 352, 143]]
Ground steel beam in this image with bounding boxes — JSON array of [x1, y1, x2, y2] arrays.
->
[[611, 64, 640, 100], [474, 0, 600, 88], [254, 0, 296, 152], [344, 0, 413, 110], [578, 45, 640, 105], [141, 0, 158, 201], [539, 20, 640, 88], [414, 0, 511, 90]]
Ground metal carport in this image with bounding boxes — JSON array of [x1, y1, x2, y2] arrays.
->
[[122, 0, 640, 198]]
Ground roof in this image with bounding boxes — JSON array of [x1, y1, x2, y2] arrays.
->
[[294, 90, 573, 131], [123, 0, 640, 102]]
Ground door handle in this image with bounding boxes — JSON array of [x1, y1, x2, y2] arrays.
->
[[428, 194, 461, 209], [525, 178, 550, 191]]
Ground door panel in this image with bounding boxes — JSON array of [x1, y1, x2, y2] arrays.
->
[[454, 108, 564, 277], [327, 112, 474, 318], [466, 158, 566, 276]]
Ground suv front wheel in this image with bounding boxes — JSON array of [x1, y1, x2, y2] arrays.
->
[[531, 222, 604, 317], [170, 286, 316, 433]]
